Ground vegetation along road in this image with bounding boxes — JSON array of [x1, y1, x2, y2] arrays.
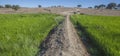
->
[[0, 14, 62, 56], [71, 14, 120, 56]]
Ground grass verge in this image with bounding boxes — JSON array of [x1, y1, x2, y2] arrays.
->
[[71, 14, 120, 56], [0, 13, 64, 56]]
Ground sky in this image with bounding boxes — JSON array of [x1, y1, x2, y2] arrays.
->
[[0, 0, 120, 8]]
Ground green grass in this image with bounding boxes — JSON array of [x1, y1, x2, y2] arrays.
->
[[71, 14, 120, 56], [0, 13, 63, 56]]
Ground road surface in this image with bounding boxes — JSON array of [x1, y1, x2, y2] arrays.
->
[[38, 12, 90, 56]]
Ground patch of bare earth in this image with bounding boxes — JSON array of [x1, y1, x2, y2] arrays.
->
[[37, 14, 90, 56], [1, 8, 120, 16], [76, 8, 120, 16]]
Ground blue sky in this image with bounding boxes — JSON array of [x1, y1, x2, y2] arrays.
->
[[0, 0, 120, 8]]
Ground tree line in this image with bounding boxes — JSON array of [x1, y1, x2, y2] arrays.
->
[[95, 3, 120, 9], [0, 4, 20, 11], [77, 2, 120, 9]]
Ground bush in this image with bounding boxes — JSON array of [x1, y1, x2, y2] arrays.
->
[[0, 5, 4, 8], [12, 5, 20, 11], [5, 4, 12, 8]]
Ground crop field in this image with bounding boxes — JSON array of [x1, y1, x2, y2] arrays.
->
[[0, 14, 63, 56], [71, 14, 120, 56]]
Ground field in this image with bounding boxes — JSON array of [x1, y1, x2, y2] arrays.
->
[[71, 14, 120, 56], [1, 8, 120, 16], [0, 14, 63, 56]]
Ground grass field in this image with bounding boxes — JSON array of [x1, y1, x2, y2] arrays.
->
[[0, 13, 63, 56], [71, 14, 120, 56]]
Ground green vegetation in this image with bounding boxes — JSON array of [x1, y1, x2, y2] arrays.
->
[[71, 14, 120, 56], [0, 4, 20, 11], [12, 5, 20, 11], [0, 13, 63, 56], [77, 5, 82, 8]]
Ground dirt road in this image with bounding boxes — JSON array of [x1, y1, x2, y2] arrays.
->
[[38, 13, 89, 56]]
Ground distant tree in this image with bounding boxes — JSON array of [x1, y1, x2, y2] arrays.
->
[[117, 4, 120, 7], [77, 5, 82, 8], [106, 3, 117, 9], [94, 5, 99, 9], [5, 4, 12, 8], [88, 7, 92, 9], [0, 5, 4, 8], [57, 5, 61, 7], [38, 5, 42, 8], [12, 5, 20, 11], [51, 6, 57, 8], [51, 6, 54, 8], [99, 4, 106, 9]]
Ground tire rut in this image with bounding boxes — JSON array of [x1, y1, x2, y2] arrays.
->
[[37, 14, 90, 56]]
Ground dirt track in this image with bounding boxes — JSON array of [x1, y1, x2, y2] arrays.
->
[[38, 12, 90, 56]]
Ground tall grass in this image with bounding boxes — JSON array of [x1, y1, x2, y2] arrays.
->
[[0, 14, 63, 56], [71, 14, 120, 56]]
